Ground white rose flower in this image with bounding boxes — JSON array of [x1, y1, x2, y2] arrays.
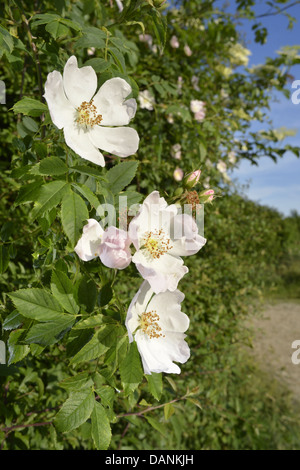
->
[[126, 281, 190, 374], [216, 160, 227, 173], [228, 151, 237, 164], [190, 99, 205, 114], [128, 191, 206, 294], [138, 89, 155, 111], [44, 56, 139, 167]]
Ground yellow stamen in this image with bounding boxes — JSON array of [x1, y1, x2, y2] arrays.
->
[[141, 229, 172, 260], [76, 99, 102, 128], [139, 310, 165, 339]]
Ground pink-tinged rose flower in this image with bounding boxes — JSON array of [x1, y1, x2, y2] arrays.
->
[[184, 45, 192, 56], [74, 219, 103, 261], [139, 34, 153, 48], [99, 226, 132, 270], [171, 143, 182, 160], [170, 35, 179, 48], [194, 111, 205, 122], [173, 167, 184, 182]]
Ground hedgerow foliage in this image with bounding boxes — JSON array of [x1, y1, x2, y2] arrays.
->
[[1, 0, 300, 450]]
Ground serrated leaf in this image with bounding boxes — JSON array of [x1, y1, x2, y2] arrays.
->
[[13, 97, 48, 117], [31, 181, 69, 220], [91, 401, 112, 450], [8, 329, 30, 365], [73, 314, 104, 329], [119, 341, 143, 394], [3, 310, 24, 331], [25, 315, 75, 345], [61, 190, 89, 247], [72, 183, 101, 210], [15, 180, 43, 205], [8, 288, 65, 321], [70, 333, 108, 364], [60, 372, 94, 391], [39, 157, 68, 176], [55, 388, 95, 433], [51, 270, 79, 315], [84, 58, 111, 73], [164, 403, 175, 421], [106, 161, 138, 194], [146, 373, 163, 401]]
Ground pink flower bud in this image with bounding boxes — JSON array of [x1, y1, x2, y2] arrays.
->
[[202, 189, 214, 202], [183, 170, 201, 189], [99, 227, 132, 270]]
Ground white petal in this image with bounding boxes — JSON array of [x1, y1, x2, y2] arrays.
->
[[89, 126, 139, 158], [135, 330, 190, 374], [74, 219, 103, 261], [43, 71, 75, 129], [170, 213, 207, 256], [148, 291, 189, 334], [63, 56, 97, 108], [126, 281, 153, 342], [63, 124, 105, 167], [132, 251, 188, 293], [93, 77, 137, 126]]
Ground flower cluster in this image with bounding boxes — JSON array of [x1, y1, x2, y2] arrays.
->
[[45, 56, 212, 376], [75, 191, 207, 374]]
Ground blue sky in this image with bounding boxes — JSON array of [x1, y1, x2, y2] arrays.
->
[[227, 1, 300, 216]]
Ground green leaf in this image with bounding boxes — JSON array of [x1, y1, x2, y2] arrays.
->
[[76, 275, 97, 313], [25, 315, 75, 345], [84, 58, 111, 73], [8, 330, 30, 365], [2, 310, 24, 331], [164, 403, 175, 421], [61, 190, 89, 247], [72, 183, 101, 210], [55, 388, 95, 433], [39, 157, 68, 176], [146, 416, 167, 436], [75, 27, 106, 49], [106, 161, 139, 194], [51, 270, 79, 315], [31, 181, 69, 221], [15, 180, 43, 205], [60, 372, 94, 392], [73, 314, 104, 329], [0, 245, 10, 273], [70, 333, 108, 365], [146, 373, 163, 401], [45, 20, 69, 40], [91, 401, 112, 450], [12, 97, 48, 117], [8, 288, 65, 321], [98, 283, 113, 307], [119, 341, 143, 394]]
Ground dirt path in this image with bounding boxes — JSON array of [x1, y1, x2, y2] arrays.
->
[[247, 301, 300, 401]]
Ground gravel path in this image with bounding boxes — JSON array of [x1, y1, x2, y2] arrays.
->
[[247, 301, 300, 401]]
